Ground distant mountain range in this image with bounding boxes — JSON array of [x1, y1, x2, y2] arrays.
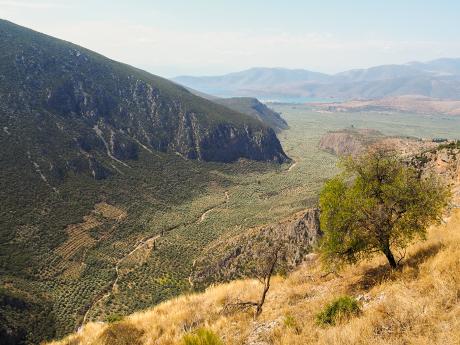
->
[[173, 59, 460, 101]]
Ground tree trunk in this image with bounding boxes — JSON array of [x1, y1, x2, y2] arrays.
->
[[255, 279, 270, 318], [383, 246, 397, 269], [254, 248, 279, 318]]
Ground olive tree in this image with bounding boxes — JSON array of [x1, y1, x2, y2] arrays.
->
[[319, 149, 450, 269]]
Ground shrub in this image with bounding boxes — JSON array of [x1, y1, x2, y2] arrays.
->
[[283, 314, 300, 334], [96, 323, 143, 345], [106, 313, 123, 323], [181, 328, 224, 345], [316, 296, 360, 326]]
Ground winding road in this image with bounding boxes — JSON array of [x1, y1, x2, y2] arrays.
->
[[80, 191, 230, 327]]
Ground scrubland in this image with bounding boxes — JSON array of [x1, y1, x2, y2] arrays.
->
[[47, 206, 460, 345]]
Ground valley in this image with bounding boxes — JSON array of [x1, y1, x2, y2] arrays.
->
[[4, 86, 460, 344], [2, 79, 460, 344], [45, 106, 460, 345], [2, 4, 460, 345]]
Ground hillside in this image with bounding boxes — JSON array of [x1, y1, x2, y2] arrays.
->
[[173, 59, 460, 101], [0, 19, 288, 166], [181, 87, 289, 132], [190, 208, 321, 289], [213, 97, 288, 133], [47, 210, 460, 345], [0, 19, 289, 345], [45, 141, 460, 345]]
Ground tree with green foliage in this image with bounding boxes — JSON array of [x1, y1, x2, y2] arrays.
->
[[319, 149, 450, 269]]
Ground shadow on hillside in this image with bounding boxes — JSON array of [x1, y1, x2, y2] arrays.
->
[[404, 242, 444, 271], [348, 243, 443, 292], [348, 263, 394, 292]]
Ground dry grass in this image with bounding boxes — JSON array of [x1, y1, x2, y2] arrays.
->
[[46, 209, 460, 345]]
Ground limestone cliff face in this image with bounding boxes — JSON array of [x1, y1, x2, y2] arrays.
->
[[413, 145, 460, 204], [191, 209, 322, 288]]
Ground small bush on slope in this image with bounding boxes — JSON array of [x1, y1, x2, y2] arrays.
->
[[283, 314, 301, 334], [315, 296, 361, 325], [106, 314, 123, 323], [181, 328, 223, 345], [95, 323, 143, 345]]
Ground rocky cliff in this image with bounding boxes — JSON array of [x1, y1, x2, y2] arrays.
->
[[190, 209, 322, 288], [413, 142, 460, 205]]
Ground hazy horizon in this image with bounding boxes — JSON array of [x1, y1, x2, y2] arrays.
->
[[171, 58, 460, 78], [2, 0, 460, 78]]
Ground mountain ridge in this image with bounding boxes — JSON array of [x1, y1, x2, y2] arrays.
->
[[178, 85, 289, 132], [172, 58, 460, 101]]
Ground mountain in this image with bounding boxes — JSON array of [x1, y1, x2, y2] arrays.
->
[[0, 20, 288, 166], [407, 58, 460, 75], [181, 87, 289, 132], [215, 97, 288, 132], [173, 67, 330, 98], [333, 64, 430, 82], [177, 85, 288, 132], [173, 59, 460, 101], [0, 19, 289, 345]]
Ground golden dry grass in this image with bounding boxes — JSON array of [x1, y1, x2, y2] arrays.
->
[[46, 209, 460, 345]]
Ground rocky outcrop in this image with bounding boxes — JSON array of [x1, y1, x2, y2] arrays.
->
[[412, 143, 460, 204], [319, 128, 438, 158], [191, 209, 322, 288], [318, 128, 385, 156]]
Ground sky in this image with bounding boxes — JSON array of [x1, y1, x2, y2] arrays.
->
[[1, 0, 460, 77]]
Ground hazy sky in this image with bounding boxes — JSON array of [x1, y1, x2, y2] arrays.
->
[[2, 0, 460, 77]]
